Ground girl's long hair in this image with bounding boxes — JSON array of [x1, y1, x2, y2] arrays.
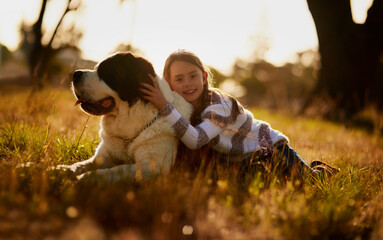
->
[[163, 49, 242, 126]]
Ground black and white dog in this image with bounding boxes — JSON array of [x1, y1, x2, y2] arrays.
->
[[57, 52, 192, 182]]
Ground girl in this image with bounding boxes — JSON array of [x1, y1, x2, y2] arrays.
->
[[140, 49, 337, 178]]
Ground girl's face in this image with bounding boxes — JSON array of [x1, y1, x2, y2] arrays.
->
[[168, 60, 207, 108]]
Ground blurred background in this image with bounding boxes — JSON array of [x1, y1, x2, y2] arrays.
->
[[0, 0, 382, 122]]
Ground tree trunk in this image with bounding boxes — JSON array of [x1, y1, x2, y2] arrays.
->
[[29, 0, 48, 81], [28, 0, 78, 86], [306, 0, 383, 119]]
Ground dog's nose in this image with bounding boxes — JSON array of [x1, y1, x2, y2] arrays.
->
[[73, 70, 83, 83]]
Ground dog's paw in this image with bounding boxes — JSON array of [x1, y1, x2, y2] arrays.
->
[[49, 165, 79, 180], [16, 162, 37, 173], [17, 162, 36, 168]]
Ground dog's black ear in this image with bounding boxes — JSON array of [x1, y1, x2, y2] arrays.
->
[[96, 52, 156, 106]]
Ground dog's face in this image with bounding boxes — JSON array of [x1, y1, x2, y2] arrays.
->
[[72, 52, 156, 115]]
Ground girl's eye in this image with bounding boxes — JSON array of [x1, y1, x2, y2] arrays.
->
[[191, 75, 197, 78], [176, 78, 182, 82]]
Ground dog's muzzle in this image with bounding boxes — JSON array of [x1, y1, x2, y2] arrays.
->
[[72, 71, 116, 116]]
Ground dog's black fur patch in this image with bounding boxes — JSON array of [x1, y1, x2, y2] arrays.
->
[[96, 52, 156, 106]]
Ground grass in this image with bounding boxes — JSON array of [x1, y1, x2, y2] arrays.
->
[[0, 86, 382, 239]]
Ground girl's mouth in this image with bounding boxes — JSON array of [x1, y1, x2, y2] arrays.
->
[[183, 89, 196, 95]]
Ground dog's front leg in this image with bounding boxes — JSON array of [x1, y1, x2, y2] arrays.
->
[[54, 156, 96, 178], [76, 164, 137, 183], [55, 146, 116, 177], [76, 158, 164, 183]]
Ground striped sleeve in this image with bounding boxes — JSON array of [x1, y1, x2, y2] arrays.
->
[[159, 103, 226, 150]]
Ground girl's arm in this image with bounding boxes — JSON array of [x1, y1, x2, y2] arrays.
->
[[159, 103, 225, 149], [140, 75, 225, 149]]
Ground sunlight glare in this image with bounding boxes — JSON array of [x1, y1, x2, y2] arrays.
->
[[182, 225, 193, 235], [350, 0, 374, 23], [0, 0, 41, 50], [66, 206, 79, 218]]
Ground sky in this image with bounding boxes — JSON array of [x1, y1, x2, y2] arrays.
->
[[0, 0, 373, 75]]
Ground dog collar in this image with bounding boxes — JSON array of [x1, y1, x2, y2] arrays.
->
[[119, 113, 161, 145]]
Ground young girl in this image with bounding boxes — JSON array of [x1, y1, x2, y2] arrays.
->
[[140, 49, 336, 178]]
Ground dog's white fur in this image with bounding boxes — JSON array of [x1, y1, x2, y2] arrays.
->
[[58, 58, 192, 182]]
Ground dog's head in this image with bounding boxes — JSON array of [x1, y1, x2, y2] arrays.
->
[[72, 52, 155, 115]]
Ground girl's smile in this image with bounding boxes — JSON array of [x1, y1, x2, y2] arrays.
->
[[183, 89, 197, 96], [183, 89, 197, 95]]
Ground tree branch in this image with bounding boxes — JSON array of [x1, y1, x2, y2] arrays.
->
[[46, 0, 81, 49]]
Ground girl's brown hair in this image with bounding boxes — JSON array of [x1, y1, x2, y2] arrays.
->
[[163, 49, 242, 126]]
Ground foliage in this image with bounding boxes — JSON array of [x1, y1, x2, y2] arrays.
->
[[231, 50, 319, 110], [0, 87, 382, 239]]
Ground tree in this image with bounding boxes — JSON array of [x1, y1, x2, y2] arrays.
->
[[305, 0, 383, 119], [0, 44, 12, 65], [22, 0, 80, 86]]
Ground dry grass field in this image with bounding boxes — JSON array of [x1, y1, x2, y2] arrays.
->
[[0, 86, 382, 240]]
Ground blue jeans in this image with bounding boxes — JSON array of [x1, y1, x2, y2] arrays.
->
[[208, 143, 313, 176], [275, 143, 312, 173]]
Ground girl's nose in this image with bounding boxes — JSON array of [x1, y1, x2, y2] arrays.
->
[[184, 78, 192, 87]]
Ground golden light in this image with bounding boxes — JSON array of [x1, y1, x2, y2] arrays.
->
[[0, 0, 374, 74]]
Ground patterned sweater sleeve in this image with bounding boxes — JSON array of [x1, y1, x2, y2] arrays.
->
[[159, 103, 227, 150]]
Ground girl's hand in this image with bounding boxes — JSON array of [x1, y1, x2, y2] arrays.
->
[[140, 74, 169, 110]]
